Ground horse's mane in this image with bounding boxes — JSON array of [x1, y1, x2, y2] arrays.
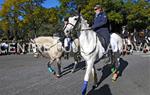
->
[[80, 16, 90, 29]]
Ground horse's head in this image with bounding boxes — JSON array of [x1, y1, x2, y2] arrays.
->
[[63, 15, 90, 35], [63, 16, 80, 35]]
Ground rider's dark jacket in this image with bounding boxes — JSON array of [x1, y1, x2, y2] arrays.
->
[[91, 12, 110, 48]]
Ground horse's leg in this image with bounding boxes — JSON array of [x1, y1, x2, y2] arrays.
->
[[110, 38, 121, 81], [123, 39, 127, 55], [47, 60, 56, 74], [106, 49, 113, 64], [91, 65, 98, 89], [112, 52, 120, 81], [56, 58, 61, 78], [82, 60, 93, 95], [114, 52, 120, 70], [64, 52, 69, 59], [111, 52, 116, 73], [110, 38, 119, 73], [71, 61, 77, 73], [71, 52, 79, 73]]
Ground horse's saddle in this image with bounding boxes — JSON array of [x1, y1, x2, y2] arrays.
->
[[96, 34, 107, 51]]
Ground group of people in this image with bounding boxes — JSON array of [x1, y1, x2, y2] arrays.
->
[[63, 4, 110, 51]]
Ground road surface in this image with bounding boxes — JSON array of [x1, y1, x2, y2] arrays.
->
[[0, 52, 149, 95]]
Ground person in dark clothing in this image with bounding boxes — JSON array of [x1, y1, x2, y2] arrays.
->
[[91, 5, 110, 50]]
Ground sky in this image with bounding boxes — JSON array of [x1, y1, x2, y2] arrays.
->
[[0, 0, 60, 8], [42, 0, 60, 8], [0, 0, 4, 8]]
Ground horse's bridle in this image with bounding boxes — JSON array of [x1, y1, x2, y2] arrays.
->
[[63, 16, 81, 35], [63, 16, 97, 55]]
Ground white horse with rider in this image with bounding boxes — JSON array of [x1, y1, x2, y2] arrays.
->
[[63, 14, 123, 95]]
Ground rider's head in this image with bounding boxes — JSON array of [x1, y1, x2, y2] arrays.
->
[[94, 4, 103, 14]]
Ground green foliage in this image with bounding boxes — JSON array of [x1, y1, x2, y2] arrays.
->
[[59, 0, 150, 32], [0, 0, 46, 40], [108, 11, 123, 24], [0, 0, 150, 41]]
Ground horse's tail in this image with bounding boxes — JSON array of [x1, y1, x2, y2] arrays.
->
[[117, 34, 124, 53], [111, 33, 123, 53]]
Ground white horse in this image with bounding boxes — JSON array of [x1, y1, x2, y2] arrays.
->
[[31, 36, 80, 78], [63, 15, 123, 95], [31, 36, 63, 78]]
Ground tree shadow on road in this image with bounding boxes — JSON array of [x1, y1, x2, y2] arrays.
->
[[87, 84, 112, 95], [118, 58, 128, 77], [97, 64, 112, 86], [61, 60, 86, 76]]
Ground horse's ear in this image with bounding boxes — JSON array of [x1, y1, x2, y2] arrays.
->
[[30, 39, 34, 43], [77, 5, 82, 14]]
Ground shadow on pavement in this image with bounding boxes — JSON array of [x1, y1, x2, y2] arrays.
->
[[118, 58, 128, 77], [87, 84, 112, 95], [97, 64, 112, 85], [61, 60, 86, 76], [96, 57, 128, 86]]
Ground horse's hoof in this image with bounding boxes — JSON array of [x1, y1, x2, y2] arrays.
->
[[92, 84, 98, 89], [82, 67, 86, 70], [71, 70, 75, 73], [56, 75, 61, 78], [54, 74, 61, 78], [52, 72, 60, 78]]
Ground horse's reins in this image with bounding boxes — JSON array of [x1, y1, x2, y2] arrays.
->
[[63, 15, 81, 33], [63, 22, 75, 31]]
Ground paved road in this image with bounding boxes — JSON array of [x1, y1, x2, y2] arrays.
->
[[0, 52, 149, 95]]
